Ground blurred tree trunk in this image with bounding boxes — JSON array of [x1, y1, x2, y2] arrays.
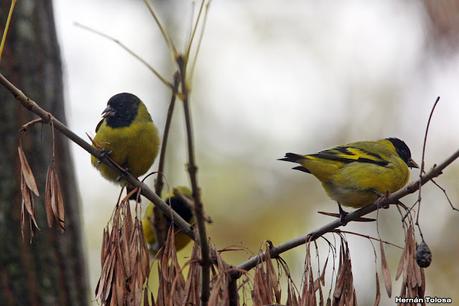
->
[[0, 1, 89, 306]]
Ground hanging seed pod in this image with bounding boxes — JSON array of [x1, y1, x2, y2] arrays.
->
[[416, 241, 432, 268]]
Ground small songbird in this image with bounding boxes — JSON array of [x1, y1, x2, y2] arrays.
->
[[142, 186, 194, 253], [280, 138, 418, 221], [91, 93, 160, 188]]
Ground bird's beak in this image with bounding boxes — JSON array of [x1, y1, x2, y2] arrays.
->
[[101, 105, 115, 118], [407, 158, 419, 169]]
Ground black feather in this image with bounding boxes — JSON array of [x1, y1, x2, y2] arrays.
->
[[105, 93, 141, 128], [279, 152, 304, 163], [386, 137, 412, 165], [163, 195, 194, 225], [292, 166, 310, 173]]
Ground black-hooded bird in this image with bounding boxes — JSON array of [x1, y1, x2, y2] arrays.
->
[[91, 93, 160, 187], [280, 138, 418, 221], [142, 186, 194, 252]]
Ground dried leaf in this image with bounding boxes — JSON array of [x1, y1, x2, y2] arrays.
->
[[53, 169, 65, 231], [183, 243, 201, 305], [96, 200, 150, 306], [395, 244, 406, 281], [397, 224, 426, 303], [18, 146, 39, 196], [374, 272, 381, 306], [332, 239, 356, 306], [44, 167, 54, 227], [380, 241, 392, 297]]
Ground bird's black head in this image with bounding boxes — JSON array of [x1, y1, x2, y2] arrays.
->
[[386, 137, 418, 168], [164, 195, 194, 225], [102, 93, 141, 128]]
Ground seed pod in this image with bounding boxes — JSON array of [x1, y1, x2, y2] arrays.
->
[[416, 241, 432, 268]]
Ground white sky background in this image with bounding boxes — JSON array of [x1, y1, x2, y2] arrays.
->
[[54, 0, 459, 304]]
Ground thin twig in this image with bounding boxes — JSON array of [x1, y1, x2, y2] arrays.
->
[[185, 0, 206, 61], [74, 22, 173, 90], [142, 0, 178, 58], [189, 0, 211, 85], [177, 55, 211, 306], [230, 147, 459, 278], [331, 229, 403, 249], [430, 178, 459, 211], [154, 72, 180, 196], [0, 72, 195, 240], [0, 0, 16, 61], [152, 72, 180, 247], [415, 97, 440, 241]]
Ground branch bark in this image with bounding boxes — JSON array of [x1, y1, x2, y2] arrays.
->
[[177, 55, 211, 306]]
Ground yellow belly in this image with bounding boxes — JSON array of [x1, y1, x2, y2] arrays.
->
[[91, 121, 159, 183], [321, 160, 409, 208]]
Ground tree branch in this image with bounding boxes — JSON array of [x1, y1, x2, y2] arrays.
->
[[177, 55, 211, 306], [230, 147, 459, 278], [0, 72, 195, 240], [152, 72, 180, 247]]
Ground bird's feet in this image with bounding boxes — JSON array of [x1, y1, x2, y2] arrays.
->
[[338, 203, 348, 226], [100, 149, 112, 158], [317, 202, 376, 224], [373, 190, 390, 209]]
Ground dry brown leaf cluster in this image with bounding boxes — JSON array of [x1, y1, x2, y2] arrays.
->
[[301, 243, 328, 306], [252, 245, 282, 305], [18, 122, 65, 241], [249, 241, 330, 306], [154, 227, 190, 305], [332, 239, 357, 306], [144, 228, 232, 306], [44, 162, 65, 231], [96, 196, 150, 306], [396, 225, 426, 306], [18, 146, 40, 240]]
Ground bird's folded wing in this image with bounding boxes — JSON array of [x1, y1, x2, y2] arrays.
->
[[309, 146, 388, 167]]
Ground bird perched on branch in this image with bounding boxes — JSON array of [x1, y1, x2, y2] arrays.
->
[[142, 186, 194, 253], [91, 93, 160, 192], [280, 138, 418, 222]]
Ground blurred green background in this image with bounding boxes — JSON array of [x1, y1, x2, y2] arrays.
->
[[53, 0, 459, 304]]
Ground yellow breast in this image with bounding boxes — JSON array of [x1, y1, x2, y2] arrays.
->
[[91, 120, 159, 183]]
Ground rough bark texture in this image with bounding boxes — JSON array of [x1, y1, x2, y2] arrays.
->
[[0, 1, 89, 305]]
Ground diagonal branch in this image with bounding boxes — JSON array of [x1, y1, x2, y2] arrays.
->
[[230, 147, 459, 279], [0, 72, 195, 240]]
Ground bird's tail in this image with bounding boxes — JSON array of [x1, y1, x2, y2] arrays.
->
[[279, 153, 311, 173], [278, 152, 305, 163]]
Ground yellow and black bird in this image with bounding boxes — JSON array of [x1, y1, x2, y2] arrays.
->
[[142, 186, 194, 253], [91, 93, 160, 191], [280, 138, 418, 222]]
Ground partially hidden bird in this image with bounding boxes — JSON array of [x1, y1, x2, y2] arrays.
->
[[91, 93, 160, 193], [280, 138, 418, 222], [142, 186, 194, 253]]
